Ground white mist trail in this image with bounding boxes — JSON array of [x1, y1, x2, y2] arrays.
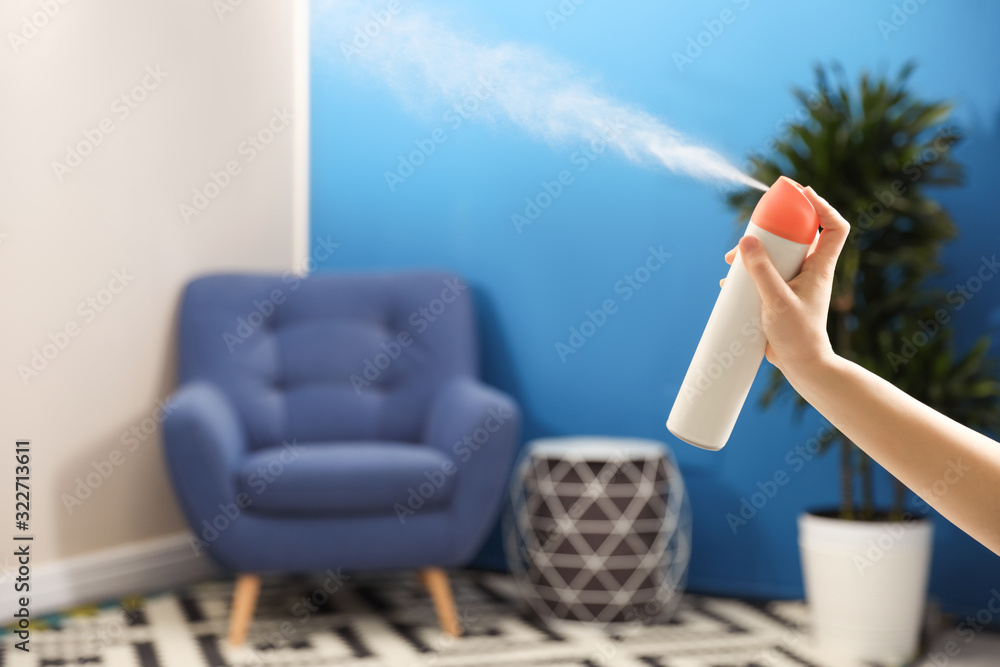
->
[[314, 1, 767, 192]]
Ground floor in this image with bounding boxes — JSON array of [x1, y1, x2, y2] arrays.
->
[[1, 571, 996, 666], [917, 634, 1000, 667]]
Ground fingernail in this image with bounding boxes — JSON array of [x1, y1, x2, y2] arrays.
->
[[741, 236, 760, 253]]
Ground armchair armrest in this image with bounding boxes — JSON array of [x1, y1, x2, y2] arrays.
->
[[162, 381, 247, 524], [423, 376, 521, 563]]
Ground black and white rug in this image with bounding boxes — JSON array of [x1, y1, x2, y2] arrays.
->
[[2, 571, 851, 666]]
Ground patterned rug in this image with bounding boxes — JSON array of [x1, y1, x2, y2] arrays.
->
[[1, 571, 853, 666]]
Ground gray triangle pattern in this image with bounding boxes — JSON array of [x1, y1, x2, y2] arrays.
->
[[505, 444, 691, 626]]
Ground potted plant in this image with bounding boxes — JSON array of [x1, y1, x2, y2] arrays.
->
[[728, 64, 1000, 663]]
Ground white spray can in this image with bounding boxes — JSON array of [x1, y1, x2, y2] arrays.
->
[[667, 176, 821, 451]]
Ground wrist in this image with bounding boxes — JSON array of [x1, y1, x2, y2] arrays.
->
[[783, 348, 845, 399]]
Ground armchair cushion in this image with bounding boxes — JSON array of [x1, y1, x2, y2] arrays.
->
[[178, 273, 476, 450], [236, 441, 458, 516]]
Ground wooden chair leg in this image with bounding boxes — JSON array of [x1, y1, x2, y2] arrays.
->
[[228, 573, 261, 646], [419, 568, 462, 637]]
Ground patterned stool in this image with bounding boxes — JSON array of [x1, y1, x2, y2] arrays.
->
[[505, 437, 690, 626]]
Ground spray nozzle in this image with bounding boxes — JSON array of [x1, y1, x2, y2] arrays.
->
[[749, 176, 821, 244]]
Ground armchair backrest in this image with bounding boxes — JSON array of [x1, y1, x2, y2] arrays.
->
[[177, 272, 477, 449]]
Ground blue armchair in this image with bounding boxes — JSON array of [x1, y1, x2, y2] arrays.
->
[[162, 272, 520, 643]]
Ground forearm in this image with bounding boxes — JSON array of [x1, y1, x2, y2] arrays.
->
[[786, 354, 1000, 555]]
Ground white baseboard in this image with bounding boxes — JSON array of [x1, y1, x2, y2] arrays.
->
[[1, 532, 218, 617]]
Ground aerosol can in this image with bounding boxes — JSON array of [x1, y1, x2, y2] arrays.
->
[[667, 176, 821, 450]]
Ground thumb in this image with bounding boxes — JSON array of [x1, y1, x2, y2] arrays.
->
[[739, 236, 794, 305]]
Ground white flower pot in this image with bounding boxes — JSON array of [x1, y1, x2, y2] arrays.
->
[[798, 511, 933, 664]]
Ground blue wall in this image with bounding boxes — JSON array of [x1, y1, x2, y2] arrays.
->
[[310, 0, 1000, 614]]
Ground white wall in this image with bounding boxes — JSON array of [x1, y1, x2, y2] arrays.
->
[[0, 0, 309, 590]]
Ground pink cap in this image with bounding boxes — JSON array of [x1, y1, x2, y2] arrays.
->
[[751, 176, 821, 245]]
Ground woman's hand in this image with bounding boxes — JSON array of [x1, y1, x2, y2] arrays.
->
[[722, 187, 851, 383], [717, 187, 1000, 556]]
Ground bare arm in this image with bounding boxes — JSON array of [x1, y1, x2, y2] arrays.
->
[[787, 352, 1000, 553], [730, 188, 1000, 555]]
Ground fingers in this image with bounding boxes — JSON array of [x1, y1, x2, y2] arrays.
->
[[806, 230, 820, 257], [802, 187, 850, 277], [723, 246, 736, 286], [739, 236, 794, 305]]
